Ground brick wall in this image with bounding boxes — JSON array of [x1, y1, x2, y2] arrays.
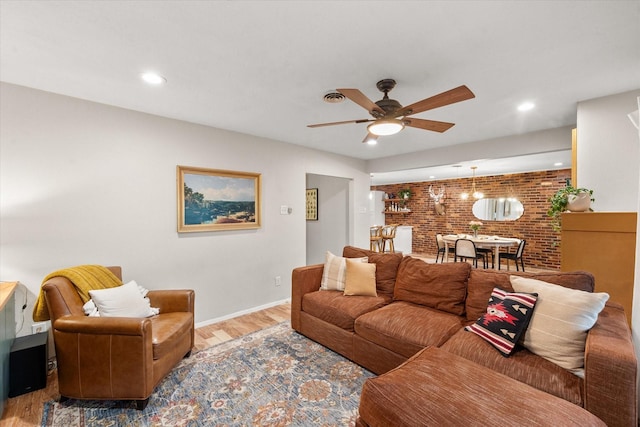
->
[[372, 169, 571, 270]]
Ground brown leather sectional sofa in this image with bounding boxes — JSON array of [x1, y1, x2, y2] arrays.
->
[[291, 246, 637, 426]]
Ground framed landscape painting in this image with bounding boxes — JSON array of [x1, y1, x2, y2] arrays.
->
[[177, 166, 261, 232]]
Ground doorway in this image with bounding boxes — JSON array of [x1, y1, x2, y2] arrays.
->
[[306, 174, 351, 265]]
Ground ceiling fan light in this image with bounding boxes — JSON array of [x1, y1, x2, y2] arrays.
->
[[367, 119, 404, 136]]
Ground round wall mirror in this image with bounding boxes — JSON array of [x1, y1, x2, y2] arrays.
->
[[472, 198, 524, 221]]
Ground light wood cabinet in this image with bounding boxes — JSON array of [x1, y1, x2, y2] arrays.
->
[[561, 212, 637, 325]]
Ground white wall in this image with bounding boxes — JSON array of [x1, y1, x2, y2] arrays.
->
[[577, 89, 640, 211], [0, 83, 370, 334]]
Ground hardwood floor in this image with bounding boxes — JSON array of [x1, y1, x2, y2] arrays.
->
[[0, 303, 291, 427]]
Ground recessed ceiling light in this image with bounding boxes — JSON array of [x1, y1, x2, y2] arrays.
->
[[517, 102, 535, 112], [366, 139, 377, 146], [429, 175, 436, 179], [554, 162, 563, 166], [141, 72, 166, 85]]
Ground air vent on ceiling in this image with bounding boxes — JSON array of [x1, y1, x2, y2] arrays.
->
[[323, 91, 345, 103]]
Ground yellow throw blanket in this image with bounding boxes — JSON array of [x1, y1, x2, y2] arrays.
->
[[32, 265, 123, 322]]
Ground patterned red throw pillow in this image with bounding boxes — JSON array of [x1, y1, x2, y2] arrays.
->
[[465, 287, 538, 357]]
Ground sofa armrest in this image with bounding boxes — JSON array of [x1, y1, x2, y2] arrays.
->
[[147, 289, 195, 314], [584, 301, 637, 427], [291, 264, 323, 331]]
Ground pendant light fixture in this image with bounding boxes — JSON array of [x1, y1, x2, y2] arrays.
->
[[461, 166, 484, 200]]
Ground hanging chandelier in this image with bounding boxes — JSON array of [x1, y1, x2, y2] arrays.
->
[[460, 166, 484, 200]]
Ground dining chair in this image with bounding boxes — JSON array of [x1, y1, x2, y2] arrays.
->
[[435, 234, 455, 263], [381, 224, 398, 253], [476, 247, 494, 268], [370, 226, 383, 252], [455, 238, 487, 268], [498, 239, 526, 271]]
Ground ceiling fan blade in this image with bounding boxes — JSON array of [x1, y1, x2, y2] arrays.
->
[[398, 85, 475, 117], [307, 119, 373, 128], [362, 133, 379, 143], [404, 117, 455, 133], [337, 88, 385, 115]]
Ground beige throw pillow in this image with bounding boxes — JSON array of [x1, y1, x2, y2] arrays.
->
[[510, 276, 609, 375], [344, 259, 377, 297], [320, 251, 367, 291]]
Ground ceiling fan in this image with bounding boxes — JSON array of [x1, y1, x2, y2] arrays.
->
[[308, 79, 475, 143]]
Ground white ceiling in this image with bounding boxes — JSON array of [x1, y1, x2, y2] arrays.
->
[[1, 1, 639, 180]]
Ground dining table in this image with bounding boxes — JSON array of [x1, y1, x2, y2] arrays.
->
[[441, 234, 520, 270]]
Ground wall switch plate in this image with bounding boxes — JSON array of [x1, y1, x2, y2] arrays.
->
[[280, 205, 289, 215], [274, 276, 281, 286]]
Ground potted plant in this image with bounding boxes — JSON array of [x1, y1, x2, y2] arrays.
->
[[547, 185, 595, 232], [398, 189, 412, 200]]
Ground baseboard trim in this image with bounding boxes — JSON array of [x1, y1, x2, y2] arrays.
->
[[195, 298, 291, 329]]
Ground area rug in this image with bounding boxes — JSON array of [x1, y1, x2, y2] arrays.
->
[[41, 322, 374, 426]]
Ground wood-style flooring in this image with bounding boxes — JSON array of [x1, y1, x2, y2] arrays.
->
[[0, 303, 291, 427]]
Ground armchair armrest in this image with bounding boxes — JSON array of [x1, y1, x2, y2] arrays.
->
[[53, 315, 152, 336], [291, 264, 323, 331], [584, 302, 637, 427], [147, 289, 195, 314], [52, 314, 155, 400]]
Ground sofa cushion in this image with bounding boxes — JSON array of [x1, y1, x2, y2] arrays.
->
[[441, 328, 584, 406], [357, 347, 602, 427], [343, 246, 403, 298], [393, 257, 470, 316], [466, 270, 514, 321], [302, 290, 389, 332], [150, 312, 194, 360], [344, 259, 377, 297], [320, 251, 367, 291], [510, 276, 609, 375], [465, 269, 596, 322], [465, 287, 538, 356], [354, 301, 463, 358]]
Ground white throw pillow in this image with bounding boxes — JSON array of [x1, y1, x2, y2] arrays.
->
[[320, 251, 367, 291], [88, 280, 158, 318], [510, 276, 609, 376]]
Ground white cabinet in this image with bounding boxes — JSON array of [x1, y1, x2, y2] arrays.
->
[[394, 226, 413, 254]]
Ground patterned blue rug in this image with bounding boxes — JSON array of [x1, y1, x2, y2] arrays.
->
[[41, 322, 374, 426]]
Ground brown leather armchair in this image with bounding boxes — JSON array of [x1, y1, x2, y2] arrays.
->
[[41, 266, 194, 409]]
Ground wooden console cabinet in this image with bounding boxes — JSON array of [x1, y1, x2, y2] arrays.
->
[[561, 212, 637, 325]]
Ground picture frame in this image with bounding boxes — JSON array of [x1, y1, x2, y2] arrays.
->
[[306, 188, 318, 221], [177, 165, 261, 232]]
